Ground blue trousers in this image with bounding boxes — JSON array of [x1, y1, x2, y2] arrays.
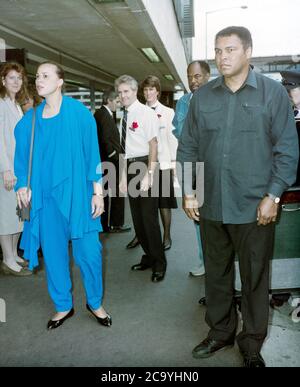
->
[[39, 198, 103, 312]]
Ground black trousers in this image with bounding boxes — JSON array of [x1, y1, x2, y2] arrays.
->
[[200, 219, 275, 353], [101, 158, 125, 230], [127, 159, 166, 273]]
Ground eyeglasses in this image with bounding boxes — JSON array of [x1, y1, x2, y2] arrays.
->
[[282, 79, 300, 87]]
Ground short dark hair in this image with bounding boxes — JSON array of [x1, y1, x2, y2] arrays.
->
[[215, 26, 253, 50], [102, 88, 118, 105], [188, 60, 210, 75], [140, 75, 161, 96], [38, 61, 65, 80]]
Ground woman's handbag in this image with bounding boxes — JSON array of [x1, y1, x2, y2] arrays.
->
[[16, 108, 36, 222]]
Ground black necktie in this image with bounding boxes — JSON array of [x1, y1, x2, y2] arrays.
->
[[121, 109, 127, 154], [294, 109, 299, 117], [151, 107, 156, 111]]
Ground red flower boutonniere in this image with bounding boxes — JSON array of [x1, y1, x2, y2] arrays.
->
[[129, 122, 139, 131], [157, 114, 162, 119]]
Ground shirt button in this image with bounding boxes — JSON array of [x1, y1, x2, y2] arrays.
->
[[223, 154, 227, 158]]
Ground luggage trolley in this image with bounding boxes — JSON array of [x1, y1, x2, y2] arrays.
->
[[234, 186, 300, 320], [235, 114, 300, 319]]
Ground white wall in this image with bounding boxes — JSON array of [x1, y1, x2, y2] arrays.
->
[[142, 0, 189, 90]]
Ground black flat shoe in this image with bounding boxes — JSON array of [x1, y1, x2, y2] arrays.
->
[[47, 308, 74, 330], [192, 338, 234, 359], [242, 351, 266, 368], [110, 224, 131, 233], [86, 304, 112, 327], [131, 263, 151, 271], [151, 271, 166, 282], [163, 239, 172, 251], [126, 236, 140, 249]]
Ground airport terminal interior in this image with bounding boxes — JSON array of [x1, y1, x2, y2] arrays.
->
[[0, 0, 299, 367]]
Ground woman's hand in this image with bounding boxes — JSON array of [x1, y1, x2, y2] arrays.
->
[[91, 195, 104, 219], [3, 170, 16, 191], [16, 188, 31, 208]]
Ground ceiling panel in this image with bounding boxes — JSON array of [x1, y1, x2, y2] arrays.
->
[[0, 0, 184, 91]]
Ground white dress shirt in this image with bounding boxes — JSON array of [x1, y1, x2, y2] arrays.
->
[[120, 99, 159, 159]]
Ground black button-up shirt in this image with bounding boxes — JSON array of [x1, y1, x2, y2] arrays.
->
[[177, 69, 299, 224]]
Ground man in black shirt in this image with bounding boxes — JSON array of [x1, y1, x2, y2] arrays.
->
[[178, 26, 299, 367]]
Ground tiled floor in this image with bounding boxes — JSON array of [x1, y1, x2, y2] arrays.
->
[[0, 199, 299, 367]]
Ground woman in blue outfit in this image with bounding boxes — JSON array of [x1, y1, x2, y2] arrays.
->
[[14, 62, 111, 330]]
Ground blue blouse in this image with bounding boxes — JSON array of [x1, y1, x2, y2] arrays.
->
[[14, 96, 102, 269]]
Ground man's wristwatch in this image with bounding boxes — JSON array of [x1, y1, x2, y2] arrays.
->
[[266, 193, 280, 204]]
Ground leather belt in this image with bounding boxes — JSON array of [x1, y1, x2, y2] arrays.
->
[[127, 156, 148, 163]]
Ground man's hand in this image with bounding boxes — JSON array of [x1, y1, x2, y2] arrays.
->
[[3, 170, 16, 191], [140, 172, 153, 192], [183, 194, 200, 222], [91, 195, 104, 219], [119, 177, 127, 194], [257, 196, 279, 226], [16, 187, 31, 208]]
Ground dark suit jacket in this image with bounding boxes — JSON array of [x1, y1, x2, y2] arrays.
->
[[94, 105, 121, 161]]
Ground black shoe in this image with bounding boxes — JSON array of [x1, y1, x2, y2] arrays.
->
[[109, 224, 131, 233], [86, 304, 112, 327], [192, 338, 234, 359], [151, 271, 165, 282], [270, 293, 290, 308], [47, 308, 74, 330], [163, 239, 172, 251], [126, 236, 140, 249], [131, 263, 151, 271], [242, 352, 266, 368]]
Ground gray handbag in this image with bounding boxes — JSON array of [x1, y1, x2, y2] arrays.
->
[[16, 108, 36, 221]]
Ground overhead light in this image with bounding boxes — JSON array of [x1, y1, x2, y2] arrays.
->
[[164, 74, 174, 81], [93, 0, 124, 3], [140, 48, 161, 63], [174, 84, 183, 90]]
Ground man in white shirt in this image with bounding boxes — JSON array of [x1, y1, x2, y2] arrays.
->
[[115, 75, 166, 282]]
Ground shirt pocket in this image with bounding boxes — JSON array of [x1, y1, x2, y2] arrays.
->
[[240, 103, 264, 133], [199, 105, 224, 132]]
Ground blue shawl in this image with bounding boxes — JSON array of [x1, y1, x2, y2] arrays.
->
[[14, 96, 102, 270]]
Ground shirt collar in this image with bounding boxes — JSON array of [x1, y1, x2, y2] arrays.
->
[[103, 105, 113, 116], [127, 99, 140, 113], [147, 101, 159, 110], [212, 67, 258, 90]]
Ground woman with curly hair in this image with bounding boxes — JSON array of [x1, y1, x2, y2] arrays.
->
[[0, 61, 32, 276]]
